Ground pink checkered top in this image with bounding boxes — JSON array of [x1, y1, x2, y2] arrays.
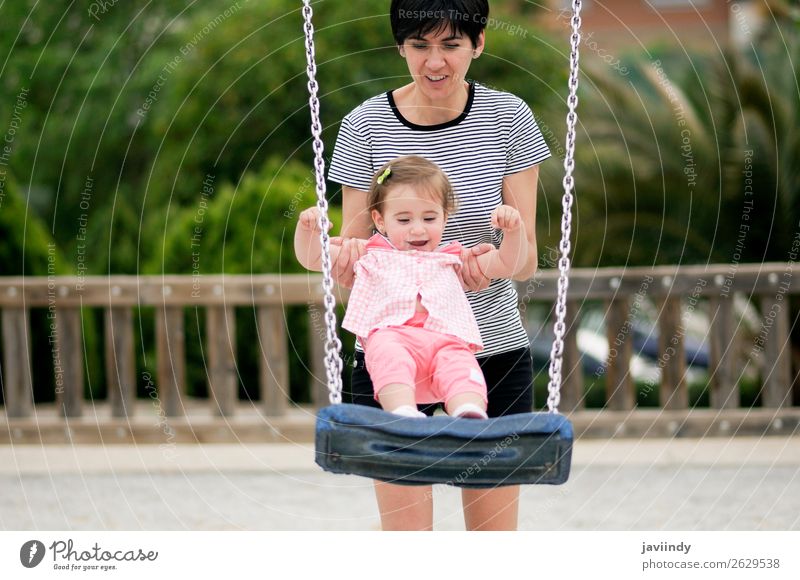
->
[[342, 234, 484, 353]]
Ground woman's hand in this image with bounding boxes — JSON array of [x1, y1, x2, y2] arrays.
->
[[459, 243, 495, 292], [329, 237, 367, 288]]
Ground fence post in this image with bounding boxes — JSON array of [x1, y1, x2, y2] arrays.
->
[[560, 299, 585, 412], [1, 307, 34, 417], [708, 295, 739, 409], [206, 305, 237, 417], [156, 306, 186, 416], [605, 296, 634, 410], [658, 296, 688, 409], [105, 307, 135, 417], [258, 305, 288, 417], [309, 303, 328, 409], [760, 295, 792, 408], [54, 305, 84, 417]]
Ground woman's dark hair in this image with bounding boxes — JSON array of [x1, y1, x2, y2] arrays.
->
[[390, 0, 489, 48]]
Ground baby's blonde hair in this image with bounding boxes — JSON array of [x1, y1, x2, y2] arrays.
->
[[368, 155, 456, 216]]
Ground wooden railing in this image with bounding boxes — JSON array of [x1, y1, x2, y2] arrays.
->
[[547, 263, 796, 414], [0, 263, 797, 442]]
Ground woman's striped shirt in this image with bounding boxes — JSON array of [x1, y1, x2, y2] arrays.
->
[[328, 81, 551, 357]]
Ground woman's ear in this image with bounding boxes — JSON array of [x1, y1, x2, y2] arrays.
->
[[473, 31, 485, 58], [398, 44, 406, 58]]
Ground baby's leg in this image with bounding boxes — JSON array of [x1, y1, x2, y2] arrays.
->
[[431, 339, 488, 419], [364, 329, 426, 418], [376, 383, 420, 417]]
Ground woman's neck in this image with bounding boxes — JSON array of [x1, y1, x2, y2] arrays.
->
[[393, 81, 470, 126]]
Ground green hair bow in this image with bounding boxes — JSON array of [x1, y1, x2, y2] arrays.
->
[[376, 166, 391, 185]]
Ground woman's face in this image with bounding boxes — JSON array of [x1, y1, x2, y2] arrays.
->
[[400, 26, 484, 104]]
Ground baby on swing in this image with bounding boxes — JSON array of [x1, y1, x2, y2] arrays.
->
[[295, 155, 528, 419]]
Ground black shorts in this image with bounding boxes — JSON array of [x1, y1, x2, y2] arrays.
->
[[346, 347, 533, 418]]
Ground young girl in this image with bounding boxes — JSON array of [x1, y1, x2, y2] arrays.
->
[[294, 156, 528, 420]]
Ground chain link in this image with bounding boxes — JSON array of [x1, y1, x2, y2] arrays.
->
[[302, 1, 343, 404], [546, 0, 582, 414]]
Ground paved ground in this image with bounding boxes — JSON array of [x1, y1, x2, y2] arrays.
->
[[1, 437, 798, 531]]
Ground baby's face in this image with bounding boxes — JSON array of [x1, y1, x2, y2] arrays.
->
[[372, 184, 446, 252]]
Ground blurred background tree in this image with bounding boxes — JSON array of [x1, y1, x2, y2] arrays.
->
[[531, 3, 799, 271]]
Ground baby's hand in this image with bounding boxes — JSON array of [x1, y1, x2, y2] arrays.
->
[[298, 207, 332, 233], [491, 205, 522, 231]]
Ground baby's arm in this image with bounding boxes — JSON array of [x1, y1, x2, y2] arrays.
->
[[474, 205, 529, 280], [294, 207, 341, 271]]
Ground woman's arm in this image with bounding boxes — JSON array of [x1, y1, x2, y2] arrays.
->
[[501, 165, 540, 280], [329, 185, 372, 287], [457, 244, 495, 292], [340, 185, 373, 239]]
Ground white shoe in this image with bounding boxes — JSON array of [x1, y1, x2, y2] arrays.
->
[[390, 405, 426, 418], [450, 403, 488, 420]]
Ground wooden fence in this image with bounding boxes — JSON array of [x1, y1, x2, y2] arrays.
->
[[0, 263, 798, 442]]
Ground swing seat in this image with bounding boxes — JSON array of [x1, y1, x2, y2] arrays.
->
[[315, 404, 572, 488]]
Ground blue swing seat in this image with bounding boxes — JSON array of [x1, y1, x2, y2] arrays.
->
[[315, 404, 573, 488]]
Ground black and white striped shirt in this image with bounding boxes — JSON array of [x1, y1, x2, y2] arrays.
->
[[328, 81, 551, 357]]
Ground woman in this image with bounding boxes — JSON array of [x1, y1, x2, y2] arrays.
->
[[327, 0, 551, 530]]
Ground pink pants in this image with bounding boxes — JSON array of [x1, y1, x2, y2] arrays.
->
[[363, 325, 487, 406]]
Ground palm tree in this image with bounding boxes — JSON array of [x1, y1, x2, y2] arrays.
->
[[536, 15, 799, 269]]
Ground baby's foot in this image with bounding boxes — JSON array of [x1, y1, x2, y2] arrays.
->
[[450, 403, 488, 420], [389, 405, 426, 418]]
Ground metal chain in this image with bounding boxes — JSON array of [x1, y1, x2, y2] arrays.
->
[[546, 0, 582, 414], [302, 0, 343, 404]]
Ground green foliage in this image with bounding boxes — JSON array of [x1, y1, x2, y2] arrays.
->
[[146, 156, 340, 402], [0, 1, 204, 273], [0, 172, 62, 276], [0, 1, 563, 274], [143, 0, 560, 187], [151, 156, 335, 274], [139, 0, 405, 246]]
